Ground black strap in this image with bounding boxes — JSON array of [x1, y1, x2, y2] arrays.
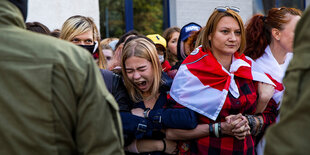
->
[[162, 139, 166, 153]]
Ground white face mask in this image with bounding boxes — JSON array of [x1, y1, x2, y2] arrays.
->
[[158, 54, 164, 63]]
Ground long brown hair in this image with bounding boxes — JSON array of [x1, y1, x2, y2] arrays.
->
[[202, 9, 246, 54], [244, 7, 302, 60], [162, 27, 180, 66]]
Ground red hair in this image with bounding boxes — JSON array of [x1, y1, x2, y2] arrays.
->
[[244, 7, 302, 60]]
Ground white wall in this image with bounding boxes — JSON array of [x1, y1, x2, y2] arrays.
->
[[170, 0, 252, 28], [26, 0, 100, 31]]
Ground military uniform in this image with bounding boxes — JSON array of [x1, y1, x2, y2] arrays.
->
[[0, 1, 124, 154]]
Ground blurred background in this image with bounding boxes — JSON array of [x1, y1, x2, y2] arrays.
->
[[27, 0, 308, 39]]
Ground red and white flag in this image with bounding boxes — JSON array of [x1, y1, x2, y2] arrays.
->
[[255, 45, 293, 106], [170, 47, 274, 120]]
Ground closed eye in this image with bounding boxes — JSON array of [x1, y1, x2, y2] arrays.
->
[[126, 69, 133, 74], [137, 66, 147, 71]]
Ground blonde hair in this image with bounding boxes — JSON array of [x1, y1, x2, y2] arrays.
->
[[202, 9, 246, 54], [121, 37, 162, 102], [101, 37, 118, 46], [60, 15, 106, 69]]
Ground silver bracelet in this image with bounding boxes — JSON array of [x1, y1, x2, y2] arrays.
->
[[214, 123, 219, 138], [143, 108, 151, 118]]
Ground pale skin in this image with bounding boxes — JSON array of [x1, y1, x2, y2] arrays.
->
[[256, 82, 275, 114], [168, 32, 179, 56], [71, 30, 94, 45], [108, 43, 123, 71], [125, 56, 178, 154], [134, 139, 177, 154], [108, 35, 137, 71], [102, 49, 113, 67]]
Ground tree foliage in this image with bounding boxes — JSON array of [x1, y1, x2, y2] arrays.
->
[[133, 0, 163, 35], [99, 0, 163, 39]]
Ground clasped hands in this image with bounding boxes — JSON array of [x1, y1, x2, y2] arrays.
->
[[131, 108, 251, 140], [221, 113, 251, 140]]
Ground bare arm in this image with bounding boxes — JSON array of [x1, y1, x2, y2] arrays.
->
[[166, 114, 250, 141], [165, 124, 210, 140], [256, 82, 275, 114], [125, 139, 177, 154]]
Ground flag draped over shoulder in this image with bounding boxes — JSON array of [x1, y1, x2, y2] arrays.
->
[[170, 46, 274, 121], [255, 45, 292, 105]]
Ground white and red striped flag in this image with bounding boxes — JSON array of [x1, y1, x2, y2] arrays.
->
[[255, 45, 292, 106], [170, 46, 274, 121]]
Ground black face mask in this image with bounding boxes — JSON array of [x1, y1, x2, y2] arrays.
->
[[78, 44, 95, 54], [8, 0, 28, 21]]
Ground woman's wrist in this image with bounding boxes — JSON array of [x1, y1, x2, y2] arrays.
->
[[162, 139, 166, 152], [154, 139, 164, 152], [246, 115, 264, 135], [220, 122, 229, 135], [155, 139, 166, 152]]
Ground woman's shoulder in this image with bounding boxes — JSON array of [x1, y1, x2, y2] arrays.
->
[[100, 69, 114, 92], [160, 72, 173, 92], [182, 46, 207, 64]]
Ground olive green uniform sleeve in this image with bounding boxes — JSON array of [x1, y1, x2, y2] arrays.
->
[[76, 56, 124, 155]]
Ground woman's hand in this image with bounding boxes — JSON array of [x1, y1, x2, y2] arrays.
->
[[223, 114, 250, 140], [229, 114, 248, 129], [222, 114, 244, 135], [228, 114, 250, 140], [131, 108, 144, 117], [232, 123, 251, 140], [108, 43, 123, 71]]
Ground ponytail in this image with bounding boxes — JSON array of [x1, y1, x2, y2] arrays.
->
[[244, 14, 270, 60]]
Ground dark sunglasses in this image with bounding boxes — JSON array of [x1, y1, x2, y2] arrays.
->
[[215, 6, 240, 13]]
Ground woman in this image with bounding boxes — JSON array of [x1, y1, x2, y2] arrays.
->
[[60, 15, 131, 114], [244, 7, 302, 154], [146, 34, 172, 73], [167, 23, 201, 79], [121, 37, 197, 154], [162, 27, 180, 67], [101, 44, 114, 68], [264, 7, 310, 154], [168, 7, 276, 154], [245, 7, 301, 112], [60, 15, 106, 69], [26, 21, 50, 35]]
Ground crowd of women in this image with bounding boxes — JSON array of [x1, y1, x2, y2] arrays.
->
[[26, 6, 302, 155]]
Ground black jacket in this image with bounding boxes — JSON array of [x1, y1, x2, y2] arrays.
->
[[100, 69, 132, 111]]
